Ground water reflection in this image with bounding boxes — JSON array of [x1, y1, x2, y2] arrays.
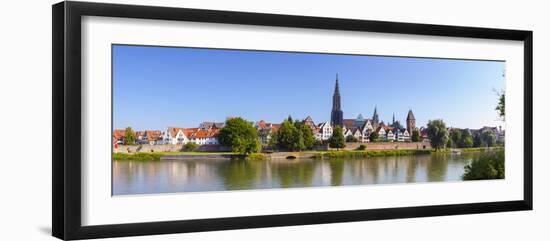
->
[[113, 153, 479, 195]]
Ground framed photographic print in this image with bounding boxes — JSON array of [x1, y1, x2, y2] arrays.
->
[[52, 1, 533, 240]]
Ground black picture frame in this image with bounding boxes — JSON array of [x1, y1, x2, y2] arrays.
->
[[52, 1, 533, 240]]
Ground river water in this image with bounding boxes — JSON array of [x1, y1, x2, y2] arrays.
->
[[112, 153, 483, 195]]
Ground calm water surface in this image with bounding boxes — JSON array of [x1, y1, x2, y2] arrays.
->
[[113, 153, 479, 195]]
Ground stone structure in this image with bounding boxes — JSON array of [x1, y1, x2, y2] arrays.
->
[[406, 109, 416, 134], [330, 74, 344, 127]]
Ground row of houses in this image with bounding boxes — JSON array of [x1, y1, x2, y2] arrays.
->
[[113, 122, 224, 145], [113, 117, 504, 147], [254, 115, 416, 145]]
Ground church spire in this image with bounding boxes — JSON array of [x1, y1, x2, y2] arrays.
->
[[331, 74, 343, 127], [372, 105, 380, 130], [334, 73, 340, 95]]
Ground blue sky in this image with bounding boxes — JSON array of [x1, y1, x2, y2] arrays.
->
[[113, 45, 505, 130]]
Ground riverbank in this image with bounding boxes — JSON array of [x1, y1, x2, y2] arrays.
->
[[113, 147, 503, 161]]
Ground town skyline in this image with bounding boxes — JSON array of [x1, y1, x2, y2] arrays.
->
[[113, 45, 505, 130]]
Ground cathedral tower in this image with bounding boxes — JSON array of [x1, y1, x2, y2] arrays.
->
[[331, 74, 344, 127]]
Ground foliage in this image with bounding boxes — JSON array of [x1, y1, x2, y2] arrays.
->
[[271, 119, 315, 151], [113, 152, 162, 161], [346, 135, 358, 142], [473, 133, 482, 147], [124, 127, 136, 145], [297, 120, 315, 150], [496, 91, 505, 120], [329, 126, 346, 150], [181, 142, 199, 152], [245, 153, 267, 161], [218, 117, 260, 155], [480, 130, 497, 147], [276, 119, 304, 151], [459, 129, 474, 148], [449, 129, 462, 148], [426, 119, 449, 150], [356, 144, 367, 150], [463, 150, 505, 180], [411, 129, 421, 142], [369, 131, 379, 142]]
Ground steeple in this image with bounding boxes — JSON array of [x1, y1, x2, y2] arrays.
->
[[334, 73, 340, 95], [331, 74, 343, 127], [372, 105, 380, 130], [392, 113, 395, 125]]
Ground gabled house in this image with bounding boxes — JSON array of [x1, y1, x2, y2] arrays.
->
[[393, 128, 408, 142], [360, 120, 374, 142], [136, 130, 163, 145], [385, 126, 395, 142], [375, 126, 387, 141], [316, 122, 333, 140], [255, 120, 280, 145], [343, 128, 353, 138], [113, 129, 126, 144], [353, 128, 362, 140], [162, 127, 191, 145], [403, 129, 411, 142], [190, 128, 219, 145]]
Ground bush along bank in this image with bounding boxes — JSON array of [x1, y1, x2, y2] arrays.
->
[[462, 149, 505, 180], [113, 152, 163, 161]]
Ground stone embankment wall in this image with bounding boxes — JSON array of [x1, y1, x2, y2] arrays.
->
[[115, 144, 230, 153]]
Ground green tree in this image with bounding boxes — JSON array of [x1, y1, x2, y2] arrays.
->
[[411, 129, 421, 142], [449, 129, 462, 148], [496, 91, 505, 120], [459, 129, 474, 148], [181, 142, 199, 152], [426, 119, 449, 151], [481, 130, 496, 147], [267, 131, 279, 148], [473, 133, 482, 147], [218, 117, 260, 155], [463, 150, 504, 180], [329, 126, 346, 150], [298, 122, 315, 150], [369, 131, 379, 142], [124, 127, 136, 145], [277, 119, 304, 151], [346, 135, 358, 142]]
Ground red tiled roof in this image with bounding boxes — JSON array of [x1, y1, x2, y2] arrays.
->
[[271, 124, 281, 131], [113, 129, 126, 139], [193, 129, 219, 139], [145, 130, 162, 141]]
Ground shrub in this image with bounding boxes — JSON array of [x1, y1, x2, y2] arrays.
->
[[462, 150, 504, 180], [246, 153, 267, 161], [181, 142, 199, 152], [356, 144, 367, 150], [113, 152, 163, 161]]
